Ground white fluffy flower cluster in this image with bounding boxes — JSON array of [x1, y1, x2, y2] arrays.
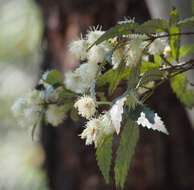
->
[[45, 104, 66, 126], [69, 28, 110, 64], [80, 112, 115, 147], [74, 95, 96, 119], [12, 87, 67, 128], [125, 36, 148, 67], [112, 47, 124, 69], [64, 62, 98, 94], [66, 28, 112, 94], [73, 95, 116, 146], [11, 90, 44, 129], [111, 34, 149, 69]]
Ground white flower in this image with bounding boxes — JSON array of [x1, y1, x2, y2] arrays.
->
[[26, 89, 44, 105], [86, 29, 105, 45], [64, 63, 98, 94], [23, 106, 42, 126], [112, 48, 124, 69], [125, 38, 146, 67], [45, 104, 66, 126], [148, 36, 168, 55], [80, 118, 102, 146], [74, 96, 96, 119], [163, 45, 171, 56], [64, 71, 86, 94], [75, 62, 98, 80], [100, 112, 115, 135], [80, 112, 115, 147], [87, 45, 108, 64], [11, 97, 28, 119], [69, 39, 88, 61], [11, 89, 44, 129]]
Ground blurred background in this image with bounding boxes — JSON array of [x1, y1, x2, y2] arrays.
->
[[0, 0, 194, 190], [0, 0, 48, 189]]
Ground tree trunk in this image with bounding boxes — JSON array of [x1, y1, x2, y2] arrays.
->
[[36, 0, 194, 189]]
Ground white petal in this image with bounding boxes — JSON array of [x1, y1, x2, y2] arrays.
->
[[110, 96, 127, 134]]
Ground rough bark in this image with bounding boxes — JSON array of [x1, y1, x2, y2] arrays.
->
[[36, 0, 194, 189]]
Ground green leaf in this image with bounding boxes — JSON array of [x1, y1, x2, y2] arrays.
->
[[60, 90, 77, 99], [169, 7, 179, 26], [97, 65, 131, 88], [154, 54, 162, 65], [96, 91, 107, 101], [169, 26, 180, 61], [90, 23, 139, 48], [135, 19, 168, 34], [108, 63, 126, 95], [70, 108, 79, 122], [125, 91, 140, 111], [177, 17, 194, 28], [43, 70, 63, 85], [126, 104, 144, 121], [170, 73, 194, 108], [96, 135, 113, 184], [139, 68, 165, 86], [179, 44, 194, 58], [140, 61, 161, 73], [96, 69, 113, 87], [128, 62, 141, 89], [114, 120, 139, 189]]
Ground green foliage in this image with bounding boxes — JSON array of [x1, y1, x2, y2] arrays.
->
[[114, 120, 139, 188], [177, 17, 194, 28], [169, 26, 180, 61], [128, 62, 141, 89], [58, 89, 78, 100], [142, 106, 155, 124], [90, 23, 139, 48], [135, 19, 168, 34], [179, 44, 194, 58], [169, 7, 179, 27], [125, 91, 141, 111], [108, 63, 126, 95], [192, 0, 194, 17], [140, 55, 162, 75], [140, 61, 161, 73], [97, 67, 130, 87], [170, 73, 194, 108], [96, 135, 113, 183], [70, 108, 79, 122], [140, 68, 165, 86], [44, 70, 63, 85], [96, 64, 131, 96]]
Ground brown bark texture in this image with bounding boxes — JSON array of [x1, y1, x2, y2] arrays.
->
[[35, 0, 194, 189]]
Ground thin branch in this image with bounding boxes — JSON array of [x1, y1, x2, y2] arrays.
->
[[147, 32, 194, 40]]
